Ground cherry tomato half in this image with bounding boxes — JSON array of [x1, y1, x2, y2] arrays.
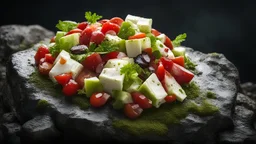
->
[[44, 54, 55, 64], [79, 27, 94, 46], [170, 63, 194, 85], [164, 36, 174, 50], [34, 45, 49, 65], [75, 68, 97, 88], [109, 17, 124, 26], [156, 62, 165, 81], [151, 28, 161, 36], [54, 73, 72, 87], [81, 53, 103, 72], [165, 95, 177, 103], [160, 57, 174, 72], [38, 62, 53, 75], [90, 31, 105, 45], [124, 103, 143, 119], [66, 28, 82, 36], [101, 22, 120, 35], [131, 92, 152, 109], [171, 56, 185, 67], [90, 92, 111, 108], [62, 79, 79, 96], [77, 22, 88, 30]]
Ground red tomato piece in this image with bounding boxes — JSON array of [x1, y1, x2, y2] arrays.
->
[[77, 22, 88, 30], [156, 62, 165, 81], [54, 73, 72, 87], [75, 68, 97, 88], [44, 54, 55, 64], [105, 30, 117, 36], [90, 92, 111, 108], [170, 63, 194, 84], [62, 79, 79, 96], [109, 17, 124, 26], [81, 53, 103, 72], [99, 19, 109, 25], [151, 28, 161, 36], [143, 48, 153, 56], [38, 62, 53, 75], [128, 33, 146, 40], [50, 36, 55, 43], [34, 45, 50, 65], [160, 57, 174, 72], [164, 36, 174, 50], [124, 103, 143, 119], [79, 27, 94, 46], [131, 92, 152, 109], [101, 22, 120, 35], [165, 95, 177, 103], [90, 31, 105, 45], [66, 28, 82, 36], [102, 51, 127, 62], [171, 56, 185, 67]]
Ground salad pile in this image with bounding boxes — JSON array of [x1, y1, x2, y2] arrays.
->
[[34, 12, 195, 119]]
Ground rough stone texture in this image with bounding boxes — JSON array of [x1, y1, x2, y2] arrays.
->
[[219, 92, 256, 144], [1, 112, 17, 123], [2, 46, 240, 143], [1, 123, 21, 144], [0, 25, 54, 61], [21, 115, 60, 142], [241, 82, 256, 100]]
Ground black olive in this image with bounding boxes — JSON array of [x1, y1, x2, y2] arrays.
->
[[141, 52, 151, 64], [134, 55, 148, 68], [148, 66, 155, 73], [71, 45, 88, 54]]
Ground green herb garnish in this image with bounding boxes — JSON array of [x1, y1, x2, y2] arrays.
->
[[56, 20, 78, 32], [172, 33, 187, 47], [85, 11, 102, 24]]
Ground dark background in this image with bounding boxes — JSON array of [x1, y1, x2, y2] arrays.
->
[[1, 0, 255, 83]]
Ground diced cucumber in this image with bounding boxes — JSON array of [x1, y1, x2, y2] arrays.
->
[[55, 31, 67, 43], [112, 90, 133, 109], [59, 33, 80, 52], [155, 40, 174, 59], [163, 72, 187, 102], [138, 73, 167, 108], [105, 34, 126, 52], [125, 14, 140, 24], [125, 81, 140, 93], [141, 37, 151, 50], [137, 18, 152, 33], [84, 77, 103, 98], [172, 46, 186, 57]]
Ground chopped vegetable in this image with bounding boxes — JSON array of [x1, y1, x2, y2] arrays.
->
[[85, 11, 102, 24], [56, 20, 78, 32]]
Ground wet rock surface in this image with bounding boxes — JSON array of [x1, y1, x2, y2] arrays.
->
[[0, 46, 239, 143], [0, 25, 54, 61], [21, 115, 60, 142]]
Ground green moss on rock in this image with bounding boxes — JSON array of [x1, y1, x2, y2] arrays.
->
[[112, 98, 219, 136], [205, 91, 216, 99], [182, 81, 200, 99], [29, 69, 62, 97], [36, 99, 49, 109], [72, 96, 90, 110]]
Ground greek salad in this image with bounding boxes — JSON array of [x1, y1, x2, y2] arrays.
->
[[34, 12, 195, 119]]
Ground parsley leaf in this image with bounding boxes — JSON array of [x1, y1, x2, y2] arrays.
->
[[120, 63, 144, 90], [49, 44, 61, 57], [185, 55, 197, 71], [85, 11, 102, 24], [172, 33, 187, 47], [56, 20, 78, 32], [94, 41, 119, 53], [70, 52, 94, 62]]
